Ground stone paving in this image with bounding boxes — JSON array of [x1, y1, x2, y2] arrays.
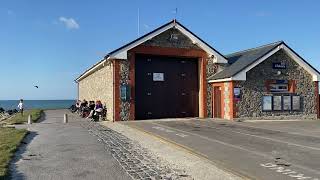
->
[[80, 121, 191, 180]]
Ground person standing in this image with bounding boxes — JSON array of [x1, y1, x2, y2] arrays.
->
[[18, 99, 24, 116]]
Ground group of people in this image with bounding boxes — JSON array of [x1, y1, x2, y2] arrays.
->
[[71, 99, 106, 121]]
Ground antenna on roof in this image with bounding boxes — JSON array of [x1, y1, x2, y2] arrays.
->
[[172, 8, 178, 20], [137, 8, 140, 36]]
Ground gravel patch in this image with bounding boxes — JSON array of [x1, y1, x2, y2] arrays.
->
[[100, 122, 244, 180], [81, 121, 191, 180]]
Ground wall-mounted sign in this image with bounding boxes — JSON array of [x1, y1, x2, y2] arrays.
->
[[273, 63, 286, 69], [234, 87, 241, 101], [283, 96, 291, 110], [262, 96, 272, 111], [120, 84, 130, 102], [273, 96, 282, 110], [153, 73, 164, 81], [292, 96, 300, 110]]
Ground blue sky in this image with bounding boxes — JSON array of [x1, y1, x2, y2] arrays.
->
[[1, 0, 320, 100]]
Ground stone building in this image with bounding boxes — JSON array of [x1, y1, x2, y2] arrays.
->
[[75, 20, 320, 121]]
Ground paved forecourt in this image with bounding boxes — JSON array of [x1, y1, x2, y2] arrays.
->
[[125, 119, 320, 180], [11, 109, 131, 180]]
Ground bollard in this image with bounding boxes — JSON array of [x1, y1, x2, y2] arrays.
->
[[63, 114, 68, 123], [28, 115, 32, 124]]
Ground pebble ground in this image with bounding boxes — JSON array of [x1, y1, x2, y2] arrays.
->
[[81, 121, 191, 180]]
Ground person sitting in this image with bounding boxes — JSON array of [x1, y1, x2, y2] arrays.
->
[[75, 100, 81, 113], [86, 101, 96, 119], [95, 101, 103, 113], [92, 101, 103, 121], [80, 99, 90, 118]]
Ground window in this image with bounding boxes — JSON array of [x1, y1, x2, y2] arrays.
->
[[266, 80, 293, 93], [270, 83, 288, 93]]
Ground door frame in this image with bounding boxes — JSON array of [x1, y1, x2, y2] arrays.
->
[[213, 86, 222, 118], [134, 55, 199, 119], [211, 83, 224, 118], [125, 45, 208, 120]]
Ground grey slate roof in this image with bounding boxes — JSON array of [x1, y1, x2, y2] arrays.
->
[[208, 41, 284, 80]]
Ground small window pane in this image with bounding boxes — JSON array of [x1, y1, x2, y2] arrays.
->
[[262, 96, 272, 111], [283, 96, 291, 110], [292, 96, 300, 110], [270, 84, 288, 93], [273, 96, 282, 110]]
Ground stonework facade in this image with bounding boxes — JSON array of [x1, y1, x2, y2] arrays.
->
[[77, 22, 318, 121], [142, 28, 200, 49], [236, 50, 317, 119], [206, 58, 219, 117], [115, 28, 208, 120], [78, 64, 114, 120], [223, 82, 231, 119], [119, 59, 130, 121]]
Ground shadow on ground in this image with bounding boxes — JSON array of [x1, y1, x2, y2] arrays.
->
[[5, 131, 38, 180], [36, 112, 47, 123]]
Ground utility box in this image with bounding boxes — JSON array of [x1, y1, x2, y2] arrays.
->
[[120, 84, 130, 102]]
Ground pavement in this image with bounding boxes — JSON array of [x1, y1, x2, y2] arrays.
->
[[10, 109, 131, 180], [102, 121, 242, 180], [124, 118, 320, 180], [10, 110, 192, 180]]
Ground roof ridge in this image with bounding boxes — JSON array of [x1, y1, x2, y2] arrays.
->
[[225, 41, 283, 57]]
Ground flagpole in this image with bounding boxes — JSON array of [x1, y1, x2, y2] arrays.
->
[[138, 8, 140, 36]]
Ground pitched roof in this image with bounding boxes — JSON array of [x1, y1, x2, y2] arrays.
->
[[75, 19, 228, 82], [106, 20, 227, 61], [208, 41, 284, 80]]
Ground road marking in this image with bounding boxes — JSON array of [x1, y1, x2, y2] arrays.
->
[[152, 126, 189, 138], [150, 122, 320, 176], [128, 124, 252, 179], [208, 120, 320, 141], [185, 121, 320, 151], [260, 163, 319, 180], [150, 122, 272, 159]]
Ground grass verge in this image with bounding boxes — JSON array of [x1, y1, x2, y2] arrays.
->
[[0, 128, 27, 179], [3, 109, 43, 125]]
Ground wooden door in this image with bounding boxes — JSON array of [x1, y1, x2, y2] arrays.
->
[[213, 87, 222, 118]]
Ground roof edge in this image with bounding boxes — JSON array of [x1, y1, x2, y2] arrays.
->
[[76, 19, 228, 81], [225, 41, 284, 58], [209, 42, 320, 82]]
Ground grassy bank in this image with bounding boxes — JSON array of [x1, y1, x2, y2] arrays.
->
[[3, 109, 43, 125], [0, 128, 27, 179]]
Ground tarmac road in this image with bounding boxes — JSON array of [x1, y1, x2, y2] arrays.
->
[[126, 119, 320, 180]]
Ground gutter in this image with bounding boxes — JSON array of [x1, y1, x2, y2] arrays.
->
[[75, 56, 110, 82]]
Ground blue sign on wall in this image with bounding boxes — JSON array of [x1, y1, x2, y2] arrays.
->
[[120, 84, 130, 102], [273, 63, 286, 69]]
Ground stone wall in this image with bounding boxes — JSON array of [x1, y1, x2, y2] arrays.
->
[[78, 64, 114, 120], [237, 50, 317, 119], [142, 28, 200, 49], [223, 82, 231, 119], [119, 59, 130, 121], [206, 58, 219, 117], [118, 28, 206, 120]]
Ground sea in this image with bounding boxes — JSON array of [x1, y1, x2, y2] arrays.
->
[[0, 100, 75, 110]]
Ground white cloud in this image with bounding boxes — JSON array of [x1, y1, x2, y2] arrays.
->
[[59, 17, 79, 30]]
